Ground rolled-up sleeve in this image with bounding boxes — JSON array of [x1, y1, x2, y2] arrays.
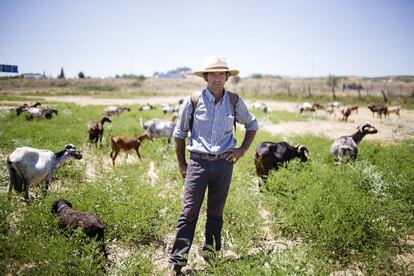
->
[[173, 96, 192, 139], [234, 97, 259, 131]]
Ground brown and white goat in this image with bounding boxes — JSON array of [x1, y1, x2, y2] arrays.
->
[[385, 105, 401, 118], [110, 133, 151, 166], [341, 106, 352, 122], [88, 115, 112, 147]]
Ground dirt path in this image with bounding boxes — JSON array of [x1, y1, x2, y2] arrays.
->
[[2, 96, 414, 143], [260, 102, 414, 143]]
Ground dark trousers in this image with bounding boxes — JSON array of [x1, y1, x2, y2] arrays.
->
[[169, 157, 234, 268]]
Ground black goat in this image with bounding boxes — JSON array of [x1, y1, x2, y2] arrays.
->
[[254, 141, 310, 182], [368, 104, 387, 118], [52, 199, 107, 258]]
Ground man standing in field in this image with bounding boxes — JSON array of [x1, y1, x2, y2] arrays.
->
[[167, 56, 258, 274]]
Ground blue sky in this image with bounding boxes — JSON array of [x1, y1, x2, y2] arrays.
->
[[0, 0, 413, 78]]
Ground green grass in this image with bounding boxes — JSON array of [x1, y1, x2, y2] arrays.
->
[[262, 135, 414, 274], [0, 102, 413, 275]]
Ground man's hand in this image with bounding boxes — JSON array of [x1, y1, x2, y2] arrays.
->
[[178, 162, 188, 178], [226, 130, 257, 163], [226, 147, 247, 163]]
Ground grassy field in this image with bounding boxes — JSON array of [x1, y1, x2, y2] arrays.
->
[[0, 93, 413, 275]]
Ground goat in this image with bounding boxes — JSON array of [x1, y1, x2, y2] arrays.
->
[[110, 132, 151, 166], [368, 104, 387, 118], [341, 106, 352, 122], [88, 115, 112, 147], [331, 122, 378, 162], [252, 102, 268, 113], [254, 142, 310, 183], [312, 103, 322, 110], [52, 199, 107, 258], [385, 105, 401, 118], [9, 103, 28, 116], [104, 106, 130, 117], [26, 106, 58, 120], [300, 106, 316, 113], [349, 105, 359, 114], [161, 104, 175, 114], [138, 103, 155, 111], [326, 101, 341, 109], [139, 118, 175, 143], [7, 144, 82, 200], [325, 105, 335, 116], [9, 102, 41, 116]]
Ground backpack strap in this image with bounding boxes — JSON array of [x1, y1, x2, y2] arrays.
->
[[189, 90, 239, 132], [227, 91, 239, 132], [189, 91, 202, 132]]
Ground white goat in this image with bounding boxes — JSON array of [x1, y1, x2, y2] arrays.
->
[[104, 106, 130, 116], [7, 144, 82, 200], [139, 118, 175, 143], [252, 102, 268, 113], [326, 101, 341, 109], [161, 104, 175, 114], [138, 103, 155, 111]]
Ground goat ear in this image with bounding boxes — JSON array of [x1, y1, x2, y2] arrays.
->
[[63, 199, 72, 208], [52, 200, 59, 213]]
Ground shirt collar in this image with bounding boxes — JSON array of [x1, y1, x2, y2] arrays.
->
[[205, 88, 226, 104]]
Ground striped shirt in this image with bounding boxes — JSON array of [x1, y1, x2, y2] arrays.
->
[[173, 88, 258, 155]]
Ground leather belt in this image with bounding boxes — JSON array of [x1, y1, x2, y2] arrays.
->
[[190, 152, 229, 161]]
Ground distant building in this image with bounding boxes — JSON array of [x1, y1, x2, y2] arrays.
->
[[23, 73, 47, 80]]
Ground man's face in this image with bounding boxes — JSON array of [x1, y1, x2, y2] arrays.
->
[[205, 72, 229, 92]]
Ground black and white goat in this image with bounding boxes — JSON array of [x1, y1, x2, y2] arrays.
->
[[26, 106, 58, 120], [252, 102, 268, 113], [9, 102, 41, 116], [7, 144, 82, 200], [254, 141, 310, 182], [330, 122, 378, 162], [52, 199, 107, 258]]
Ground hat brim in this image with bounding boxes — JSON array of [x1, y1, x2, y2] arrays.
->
[[194, 69, 239, 77]]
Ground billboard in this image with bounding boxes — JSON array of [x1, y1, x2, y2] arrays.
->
[[0, 64, 18, 73]]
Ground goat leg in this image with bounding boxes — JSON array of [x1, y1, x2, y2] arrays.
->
[[135, 148, 142, 160], [43, 178, 51, 198], [112, 151, 119, 166]]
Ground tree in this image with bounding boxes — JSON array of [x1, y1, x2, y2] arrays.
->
[[58, 68, 65, 79], [326, 75, 340, 100], [78, 71, 85, 79], [250, 73, 263, 79]]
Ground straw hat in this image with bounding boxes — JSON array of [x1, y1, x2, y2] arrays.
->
[[193, 56, 239, 77]]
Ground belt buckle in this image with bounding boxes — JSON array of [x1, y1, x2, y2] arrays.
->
[[206, 154, 218, 161]]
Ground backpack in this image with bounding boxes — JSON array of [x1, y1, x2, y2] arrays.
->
[[189, 90, 239, 133]]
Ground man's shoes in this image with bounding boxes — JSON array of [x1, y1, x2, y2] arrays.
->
[[166, 264, 182, 276], [201, 245, 217, 265]]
